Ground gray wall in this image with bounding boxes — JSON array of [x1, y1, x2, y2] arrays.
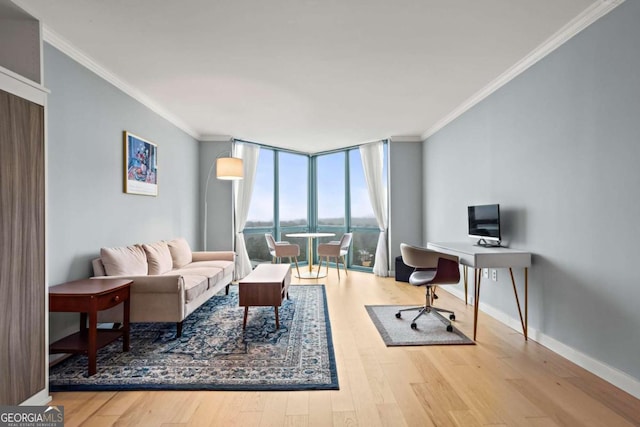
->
[[423, 1, 640, 383], [45, 43, 200, 341], [389, 140, 423, 264], [199, 140, 234, 251]]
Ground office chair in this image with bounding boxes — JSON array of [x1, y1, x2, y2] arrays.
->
[[264, 234, 301, 277], [317, 233, 352, 279], [398, 243, 460, 331]]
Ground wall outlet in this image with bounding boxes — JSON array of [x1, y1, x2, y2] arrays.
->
[[482, 268, 489, 279], [491, 269, 497, 281]]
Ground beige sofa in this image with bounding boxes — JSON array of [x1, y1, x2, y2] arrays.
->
[[92, 237, 234, 337]]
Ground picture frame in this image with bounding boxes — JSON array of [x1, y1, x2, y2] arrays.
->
[[123, 131, 158, 196]]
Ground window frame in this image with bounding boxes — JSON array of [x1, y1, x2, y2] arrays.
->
[[242, 140, 387, 272]]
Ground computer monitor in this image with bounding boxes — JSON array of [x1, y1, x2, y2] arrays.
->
[[468, 204, 501, 246]]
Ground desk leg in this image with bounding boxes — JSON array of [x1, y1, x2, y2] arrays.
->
[[473, 269, 482, 341], [525, 268, 528, 340], [463, 266, 468, 305], [509, 268, 528, 340]]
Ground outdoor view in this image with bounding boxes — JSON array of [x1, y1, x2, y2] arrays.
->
[[245, 145, 387, 270]]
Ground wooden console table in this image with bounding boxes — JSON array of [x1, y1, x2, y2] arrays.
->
[[49, 278, 132, 376], [239, 264, 291, 330]]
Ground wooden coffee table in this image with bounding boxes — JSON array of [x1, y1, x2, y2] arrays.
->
[[239, 264, 291, 330]]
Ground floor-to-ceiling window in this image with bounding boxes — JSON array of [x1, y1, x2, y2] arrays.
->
[[243, 142, 387, 271], [277, 151, 309, 261], [315, 152, 347, 260], [349, 148, 386, 268], [245, 148, 275, 264], [314, 146, 387, 270], [244, 148, 309, 266]]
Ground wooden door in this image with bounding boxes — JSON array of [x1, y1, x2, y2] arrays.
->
[[0, 88, 45, 404]]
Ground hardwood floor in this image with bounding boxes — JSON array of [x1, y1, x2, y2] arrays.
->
[[50, 270, 640, 426]]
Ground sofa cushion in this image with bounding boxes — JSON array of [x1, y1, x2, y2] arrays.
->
[[167, 238, 193, 269], [184, 260, 234, 278], [170, 267, 224, 288], [100, 245, 148, 276], [142, 241, 173, 275], [182, 275, 209, 303]]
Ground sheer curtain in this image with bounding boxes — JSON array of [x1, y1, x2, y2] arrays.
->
[[360, 141, 389, 276], [232, 142, 260, 280]]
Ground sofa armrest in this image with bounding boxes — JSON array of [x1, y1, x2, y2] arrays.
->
[[192, 251, 235, 262], [91, 275, 183, 294]]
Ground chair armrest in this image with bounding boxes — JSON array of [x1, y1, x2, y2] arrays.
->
[[192, 251, 236, 262], [91, 275, 184, 293]]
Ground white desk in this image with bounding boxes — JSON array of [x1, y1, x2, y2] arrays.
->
[[285, 232, 335, 278], [427, 242, 532, 341]]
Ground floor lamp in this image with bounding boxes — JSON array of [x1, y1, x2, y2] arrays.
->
[[203, 154, 243, 251]]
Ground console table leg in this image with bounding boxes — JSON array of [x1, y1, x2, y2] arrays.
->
[[473, 269, 482, 341], [509, 268, 527, 340], [525, 268, 528, 340], [274, 306, 279, 329], [463, 266, 468, 305]]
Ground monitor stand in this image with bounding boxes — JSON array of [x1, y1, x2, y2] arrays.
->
[[476, 238, 502, 248]]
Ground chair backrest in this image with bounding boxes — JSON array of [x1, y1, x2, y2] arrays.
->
[[339, 233, 353, 251], [264, 234, 276, 251], [400, 243, 441, 269]]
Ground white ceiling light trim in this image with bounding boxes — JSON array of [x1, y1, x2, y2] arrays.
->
[[42, 26, 200, 140], [422, 0, 625, 141]]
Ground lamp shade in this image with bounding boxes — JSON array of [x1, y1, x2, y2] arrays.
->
[[216, 157, 243, 180]]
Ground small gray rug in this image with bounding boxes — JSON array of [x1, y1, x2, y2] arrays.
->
[[365, 305, 475, 346]]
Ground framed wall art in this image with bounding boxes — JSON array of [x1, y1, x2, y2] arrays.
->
[[123, 131, 158, 196]]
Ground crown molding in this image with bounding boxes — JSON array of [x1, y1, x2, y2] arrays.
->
[[42, 26, 200, 140], [199, 135, 234, 143], [422, 0, 625, 141], [390, 135, 423, 143]]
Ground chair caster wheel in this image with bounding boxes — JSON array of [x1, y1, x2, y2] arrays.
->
[[411, 323, 417, 330], [449, 314, 456, 321], [395, 312, 401, 319], [446, 325, 453, 332]]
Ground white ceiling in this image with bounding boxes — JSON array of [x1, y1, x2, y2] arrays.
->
[[16, 0, 607, 152]]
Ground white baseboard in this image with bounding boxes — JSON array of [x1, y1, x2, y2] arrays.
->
[[21, 389, 51, 406], [443, 286, 640, 399]]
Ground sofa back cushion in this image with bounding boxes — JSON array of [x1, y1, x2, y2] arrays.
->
[[100, 244, 148, 276], [142, 241, 173, 275], [167, 237, 193, 269]]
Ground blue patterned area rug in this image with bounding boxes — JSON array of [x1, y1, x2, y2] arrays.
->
[[49, 284, 338, 391], [366, 305, 475, 346]]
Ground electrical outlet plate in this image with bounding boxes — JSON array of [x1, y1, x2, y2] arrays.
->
[[491, 269, 497, 281], [482, 268, 489, 279]]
